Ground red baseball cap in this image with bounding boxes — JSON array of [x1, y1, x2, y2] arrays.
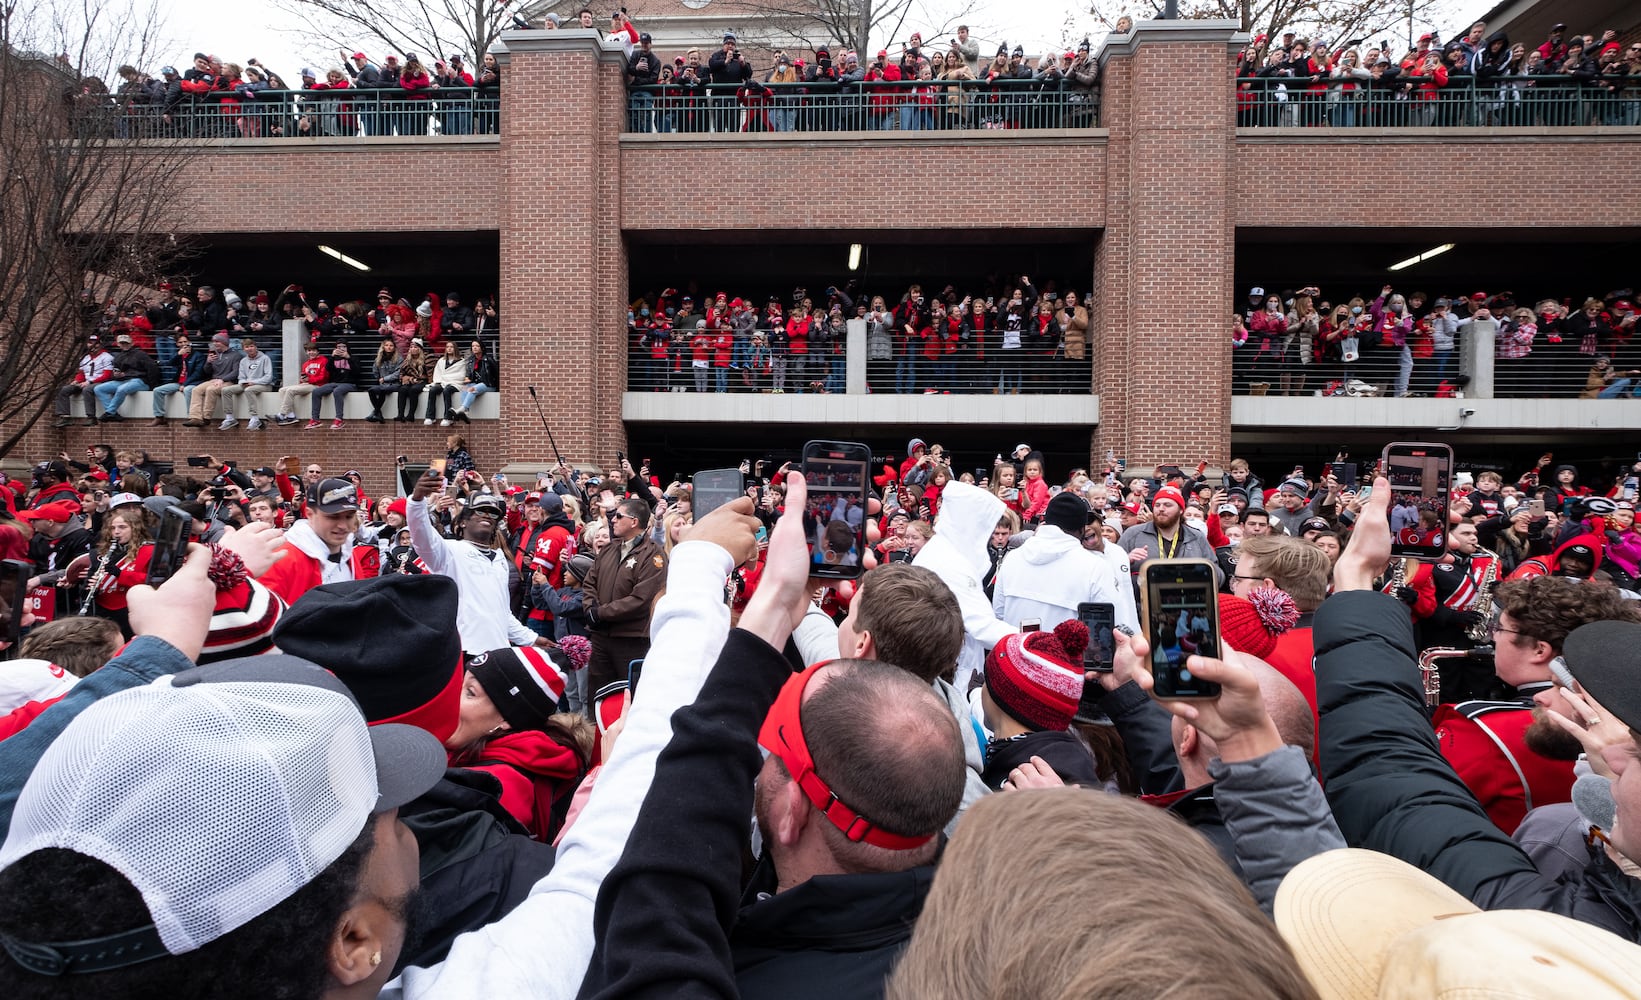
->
[[19, 500, 78, 523]]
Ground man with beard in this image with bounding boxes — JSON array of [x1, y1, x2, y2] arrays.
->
[[408, 472, 549, 655], [581, 496, 666, 694], [1116, 485, 1220, 587], [1432, 576, 1640, 833]]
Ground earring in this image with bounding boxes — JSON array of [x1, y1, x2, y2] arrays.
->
[[370, 951, 382, 968], [487, 724, 506, 735]]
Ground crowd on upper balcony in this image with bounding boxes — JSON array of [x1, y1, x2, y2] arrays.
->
[[55, 283, 503, 430], [1232, 282, 1641, 400], [1237, 19, 1641, 128], [99, 45, 501, 139], [620, 20, 1101, 132], [627, 276, 1092, 395]]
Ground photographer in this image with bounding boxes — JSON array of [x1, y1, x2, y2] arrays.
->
[[707, 32, 750, 132]]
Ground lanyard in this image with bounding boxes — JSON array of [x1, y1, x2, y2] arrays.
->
[[1157, 530, 1181, 560]]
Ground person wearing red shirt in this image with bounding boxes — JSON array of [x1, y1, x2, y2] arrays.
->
[[786, 306, 811, 389], [85, 507, 154, 639], [273, 341, 331, 427], [711, 327, 733, 391], [689, 320, 713, 393]]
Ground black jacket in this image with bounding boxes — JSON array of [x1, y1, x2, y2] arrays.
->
[[110, 346, 162, 386], [731, 854, 933, 1000], [627, 50, 661, 87], [1317, 590, 1641, 940], [981, 728, 1100, 789], [581, 629, 794, 999]]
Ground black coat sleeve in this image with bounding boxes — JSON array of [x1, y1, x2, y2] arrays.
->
[[578, 628, 794, 1000], [1097, 680, 1184, 796]]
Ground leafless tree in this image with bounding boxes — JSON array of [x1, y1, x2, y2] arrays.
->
[[1075, 0, 1470, 58], [0, 0, 191, 458], [269, 0, 518, 68]]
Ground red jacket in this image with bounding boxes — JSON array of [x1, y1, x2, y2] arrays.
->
[[401, 70, 434, 99], [451, 729, 584, 841], [94, 542, 154, 612], [1435, 699, 1576, 833]]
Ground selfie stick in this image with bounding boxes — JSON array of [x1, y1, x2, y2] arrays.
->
[[526, 386, 565, 467]]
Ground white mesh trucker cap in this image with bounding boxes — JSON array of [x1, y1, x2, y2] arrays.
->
[[0, 655, 444, 976]]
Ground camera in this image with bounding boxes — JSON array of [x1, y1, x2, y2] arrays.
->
[[1459, 407, 1476, 418]]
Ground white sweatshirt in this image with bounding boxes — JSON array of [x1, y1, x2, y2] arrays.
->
[[407, 497, 539, 653], [385, 540, 734, 999]]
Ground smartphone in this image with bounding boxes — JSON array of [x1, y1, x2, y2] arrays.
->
[[429, 458, 448, 476], [1078, 602, 1116, 672], [145, 507, 192, 587], [800, 440, 870, 580], [692, 468, 744, 520], [1021, 618, 1042, 633], [1383, 442, 1454, 560], [185, 455, 211, 468], [0, 559, 30, 660], [1336, 462, 1358, 488], [627, 658, 644, 694], [281, 455, 300, 477], [1140, 559, 1222, 699], [1529, 498, 1546, 517]]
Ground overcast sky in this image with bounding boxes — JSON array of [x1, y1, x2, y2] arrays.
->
[[150, 0, 1479, 83]]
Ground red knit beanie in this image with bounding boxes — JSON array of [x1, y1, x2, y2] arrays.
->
[[985, 621, 1090, 732], [1217, 588, 1301, 660], [1152, 485, 1186, 510]]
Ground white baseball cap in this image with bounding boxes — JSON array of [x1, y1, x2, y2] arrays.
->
[[0, 656, 444, 973], [0, 659, 77, 715]]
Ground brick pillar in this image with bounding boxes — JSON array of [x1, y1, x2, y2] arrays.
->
[[1092, 20, 1245, 469], [494, 30, 628, 467]]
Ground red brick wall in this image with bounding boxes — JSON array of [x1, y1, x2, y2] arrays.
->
[[1234, 136, 1641, 226], [619, 135, 1106, 230], [1093, 37, 1237, 469], [159, 142, 502, 232]]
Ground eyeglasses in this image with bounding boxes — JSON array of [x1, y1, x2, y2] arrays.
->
[[1486, 621, 1524, 639], [306, 468, 322, 475], [1231, 573, 1268, 583]]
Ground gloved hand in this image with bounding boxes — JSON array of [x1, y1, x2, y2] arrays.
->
[[1396, 586, 1419, 607]]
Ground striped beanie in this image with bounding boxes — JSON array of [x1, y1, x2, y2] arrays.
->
[[1218, 588, 1300, 660], [468, 645, 578, 733], [200, 580, 285, 663], [984, 620, 1090, 732]]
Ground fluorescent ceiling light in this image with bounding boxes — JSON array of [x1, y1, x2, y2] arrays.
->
[[848, 243, 863, 271], [318, 244, 371, 272], [1387, 243, 1455, 272]]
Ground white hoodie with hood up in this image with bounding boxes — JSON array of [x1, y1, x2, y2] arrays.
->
[[914, 481, 1016, 691]]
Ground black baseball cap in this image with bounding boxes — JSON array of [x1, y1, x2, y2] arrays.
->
[[308, 478, 360, 514], [251, 466, 276, 477], [1564, 622, 1641, 729]]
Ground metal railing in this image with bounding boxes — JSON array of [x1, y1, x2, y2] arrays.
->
[[624, 78, 1099, 133], [626, 324, 1093, 394], [98, 88, 499, 140], [148, 325, 502, 389], [1237, 74, 1641, 128]]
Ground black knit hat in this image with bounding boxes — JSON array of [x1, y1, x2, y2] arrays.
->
[[1043, 492, 1092, 534], [271, 575, 463, 742], [467, 645, 575, 732]]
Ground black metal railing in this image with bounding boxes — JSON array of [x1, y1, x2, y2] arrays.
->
[[624, 78, 1099, 133], [149, 325, 502, 389], [101, 88, 499, 140], [1237, 74, 1641, 128], [625, 325, 1093, 394]]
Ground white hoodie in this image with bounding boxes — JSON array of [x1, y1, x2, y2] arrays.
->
[[914, 481, 1016, 691], [992, 523, 1139, 636]]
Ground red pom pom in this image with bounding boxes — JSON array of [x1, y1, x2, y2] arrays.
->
[[1247, 587, 1301, 635], [1051, 619, 1090, 663]]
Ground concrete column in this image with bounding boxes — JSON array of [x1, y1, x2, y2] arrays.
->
[[846, 318, 866, 394], [281, 319, 307, 386], [1092, 20, 1247, 468], [1460, 318, 1496, 398]]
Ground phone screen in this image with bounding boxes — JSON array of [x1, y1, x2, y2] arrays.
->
[[1142, 560, 1221, 699], [692, 469, 744, 520], [1078, 602, 1116, 671], [1383, 442, 1453, 560], [800, 440, 870, 580], [145, 507, 191, 587], [0, 559, 30, 659]]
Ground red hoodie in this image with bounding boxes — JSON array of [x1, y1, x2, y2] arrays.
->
[[451, 730, 584, 841]]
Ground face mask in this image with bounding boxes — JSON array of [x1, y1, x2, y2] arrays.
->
[[1351, 306, 1363, 315]]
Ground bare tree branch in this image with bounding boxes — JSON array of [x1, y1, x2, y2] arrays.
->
[[267, 0, 515, 67], [0, 0, 191, 459]]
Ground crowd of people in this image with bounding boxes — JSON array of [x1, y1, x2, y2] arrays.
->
[[1237, 20, 1641, 128], [101, 48, 502, 139], [55, 283, 501, 429], [621, 25, 1100, 133], [1233, 282, 1640, 398], [627, 277, 1093, 394], [2, 424, 1641, 996]]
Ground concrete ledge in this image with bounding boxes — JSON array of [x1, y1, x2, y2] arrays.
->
[[1237, 126, 1641, 145], [122, 135, 499, 152], [621, 128, 1106, 146], [623, 391, 1099, 426], [66, 388, 501, 422], [493, 28, 629, 63], [1099, 19, 1249, 66], [1231, 395, 1640, 431]]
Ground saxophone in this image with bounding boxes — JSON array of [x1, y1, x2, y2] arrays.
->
[[1465, 547, 1499, 643], [78, 543, 126, 617]]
